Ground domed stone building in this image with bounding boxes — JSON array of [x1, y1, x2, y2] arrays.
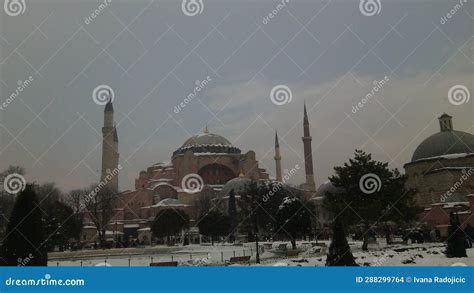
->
[[404, 113, 474, 208], [107, 128, 271, 239], [83, 101, 318, 242]]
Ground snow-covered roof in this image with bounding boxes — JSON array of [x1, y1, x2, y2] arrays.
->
[[150, 198, 188, 208], [409, 153, 474, 165], [194, 152, 237, 156], [443, 201, 469, 208], [311, 196, 325, 201], [149, 182, 178, 190], [431, 201, 470, 208], [105, 230, 124, 235], [153, 161, 172, 167], [427, 167, 474, 174], [149, 178, 173, 182]]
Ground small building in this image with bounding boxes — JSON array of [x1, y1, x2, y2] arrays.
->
[[404, 114, 474, 208], [421, 194, 474, 236]]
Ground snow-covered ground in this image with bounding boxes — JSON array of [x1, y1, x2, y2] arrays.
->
[[48, 241, 474, 267]]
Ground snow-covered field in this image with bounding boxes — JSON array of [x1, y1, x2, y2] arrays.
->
[[48, 241, 474, 267]]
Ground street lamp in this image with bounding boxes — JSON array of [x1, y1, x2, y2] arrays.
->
[[252, 193, 260, 264]]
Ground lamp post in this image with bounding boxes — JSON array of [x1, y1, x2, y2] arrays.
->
[[252, 192, 260, 264]]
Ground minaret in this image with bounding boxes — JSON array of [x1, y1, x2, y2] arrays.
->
[[302, 102, 315, 191], [274, 130, 282, 182], [112, 124, 119, 190], [101, 99, 119, 193]]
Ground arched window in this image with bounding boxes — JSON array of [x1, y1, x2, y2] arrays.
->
[[198, 164, 235, 185]]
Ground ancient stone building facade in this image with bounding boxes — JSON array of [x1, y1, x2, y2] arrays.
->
[[83, 104, 319, 242]]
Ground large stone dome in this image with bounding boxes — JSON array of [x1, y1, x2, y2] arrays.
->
[[411, 114, 474, 162], [173, 131, 241, 156]]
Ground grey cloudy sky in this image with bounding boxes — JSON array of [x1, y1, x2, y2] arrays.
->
[[0, 0, 472, 192]]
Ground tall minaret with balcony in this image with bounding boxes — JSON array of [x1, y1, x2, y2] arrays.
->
[[101, 99, 119, 193], [302, 102, 315, 191], [274, 130, 282, 182]]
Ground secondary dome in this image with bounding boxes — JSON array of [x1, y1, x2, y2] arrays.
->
[[220, 175, 251, 197], [173, 129, 241, 156], [411, 114, 474, 162], [315, 180, 345, 197]]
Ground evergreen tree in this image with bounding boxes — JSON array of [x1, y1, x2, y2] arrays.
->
[[445, 212, 467, 258], [324, 150, 420, 251], [239, 181, 291, 236], [0, 184, 47, 266], [43, 200, 82, 251], [35, 183, 82, 251], [151, 208, 189, 246], [198, 210, 230, 245], [276, 196, 312, 249], [326, 218, 358, 266]]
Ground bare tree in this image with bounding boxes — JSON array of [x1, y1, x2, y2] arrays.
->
[[66, 189, 87, 214], [83, 185, 116, 247]]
